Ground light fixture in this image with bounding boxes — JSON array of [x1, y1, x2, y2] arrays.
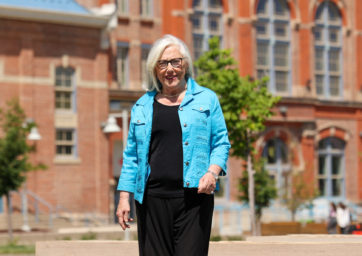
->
[[279, 106, 288, 115], [103, 116, 121, 133], [27, 127, 41, 140]]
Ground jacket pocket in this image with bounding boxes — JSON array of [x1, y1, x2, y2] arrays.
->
[[132, 117, 146, 141], [191, 104, 210, 127]]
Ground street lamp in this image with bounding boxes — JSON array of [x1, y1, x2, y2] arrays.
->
[[27, 127, 41, 140], [103, 116, 121, 133], [21, 123, 41, 232], [102, 110, 131, 239]]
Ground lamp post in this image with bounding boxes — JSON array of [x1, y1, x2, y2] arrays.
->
[[102, 111, 130, 239], [21, 125, 41, 232]]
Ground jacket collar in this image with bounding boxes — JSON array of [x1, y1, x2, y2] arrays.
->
[[187, 77, 204, 95], [181, 78, 204, 107], [136, 78, 205, 107]]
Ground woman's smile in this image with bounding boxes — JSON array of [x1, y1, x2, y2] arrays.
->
[[156, 45, 187, 95]]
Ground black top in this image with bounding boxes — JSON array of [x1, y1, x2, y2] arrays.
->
[[146, 99, 184, 197]]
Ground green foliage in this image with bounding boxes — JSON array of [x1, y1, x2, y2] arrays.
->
[[0, 99, 47, 241], [0, 99, 31, 196], [239, 158, 277, 218], [210, 235, 222, 241], [0, 241, 35, 254], [282, 173, 319, 221], [195, 37, 280, 221], [194, 37, 280, 159], [81, 232, 97, 240], [0, 99, 46, 197]]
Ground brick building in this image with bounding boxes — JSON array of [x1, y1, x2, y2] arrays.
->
[[1, 0, 361, 222], [108, 0, 362, 219], [0, 0, 113, 219]]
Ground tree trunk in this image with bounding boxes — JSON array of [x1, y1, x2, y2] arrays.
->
[[291, 210, 296, 222], [6, 192, 13, 242], [247, 152, 257, 236], [256, 216, 261, 236]]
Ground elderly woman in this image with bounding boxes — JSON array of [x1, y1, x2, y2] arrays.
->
[[116, 34, 230, 256]]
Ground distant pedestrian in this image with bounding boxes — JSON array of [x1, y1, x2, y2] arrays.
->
[[327, 202, 337, 234], [336, 202, 351, 234]]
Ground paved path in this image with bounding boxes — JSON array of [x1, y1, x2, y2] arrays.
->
[[36, 235, 362, 256]]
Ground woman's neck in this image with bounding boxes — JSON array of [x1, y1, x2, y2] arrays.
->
[[157, 82, 187, 106]]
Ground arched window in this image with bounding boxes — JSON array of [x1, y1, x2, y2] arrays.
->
[[191, 0, 223, 60], [314, 1, 343, 98], [256, 0, 291, 95], [318, 137, 345, 198], [262, 138, 291, 192]]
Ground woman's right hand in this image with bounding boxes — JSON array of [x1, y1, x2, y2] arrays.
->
[[116, 191, 133, 230]]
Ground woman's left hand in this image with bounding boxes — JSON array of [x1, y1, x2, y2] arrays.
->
[[198, 172, 217, 194]]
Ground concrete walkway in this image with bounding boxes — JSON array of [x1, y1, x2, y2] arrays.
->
[[36, 235, 362, 256]]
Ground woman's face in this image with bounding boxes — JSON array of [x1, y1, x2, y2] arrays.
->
[[155, 45, 187, 91]]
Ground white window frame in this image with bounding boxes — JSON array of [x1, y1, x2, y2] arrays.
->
[[317, 137, 345, 200], [117, 42, 129, 89], [140, 0, 153, 18], [117, 0, 129, 16], [55, 66, 76, 112], [314, 1, 343, 99], [262, 138, 291, 196], [256, 0, 291, 95], [191, 0, 223, 60], [55, 128, 77, 158], [141, 44, 151, 87]]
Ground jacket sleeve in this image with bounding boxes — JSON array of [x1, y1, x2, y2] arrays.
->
[[117, 107, 138, 193], [209, 94, 231, 175]]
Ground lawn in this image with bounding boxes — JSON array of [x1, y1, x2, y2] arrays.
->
[[0, 241, 35, 254]]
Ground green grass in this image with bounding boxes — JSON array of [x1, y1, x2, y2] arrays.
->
[[226, 235, 244, 241], [210, 235, 222, 241], [0, 241, 35, 254], [80, 232, 97, 240], [210, 235, 245, 241]]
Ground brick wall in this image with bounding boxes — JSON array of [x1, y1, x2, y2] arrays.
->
[[0, 18, 109, 215]]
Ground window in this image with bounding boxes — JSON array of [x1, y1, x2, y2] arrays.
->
[[263, 138, 290, 194], [55, 129, 76, 157], [191, 0, 223, 60], [209, 0, 220, 8], [257, 0, 268, 15], [191, 14, 202, 31], [117, 0, 128, 15], [55, 67, 75, 111], [256, 0, 291, 94], [193, 0, 201, 8], [318, 137, 345, 198], [117, 42, 129, 88], [140, 0, 153, 17], [314, 1, 342, 98], [193, 35, 204, 60], [141, 44, 151, 86]]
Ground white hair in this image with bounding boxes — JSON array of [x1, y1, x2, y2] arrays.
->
[[143, 34, 194, 92]]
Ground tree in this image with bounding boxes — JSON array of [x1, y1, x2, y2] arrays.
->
[[0, 99, 45, 241], [239, 158, 277, 234], [194, 37, 280, 235], [282, 172, 319, 222]]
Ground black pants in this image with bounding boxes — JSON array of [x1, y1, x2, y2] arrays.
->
[[136, 190, 214, 256]]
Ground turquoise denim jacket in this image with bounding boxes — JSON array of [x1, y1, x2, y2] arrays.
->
[[117, 78, 230, 203]]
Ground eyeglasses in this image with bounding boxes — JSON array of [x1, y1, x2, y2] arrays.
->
[[157, 58, 183, 69]]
